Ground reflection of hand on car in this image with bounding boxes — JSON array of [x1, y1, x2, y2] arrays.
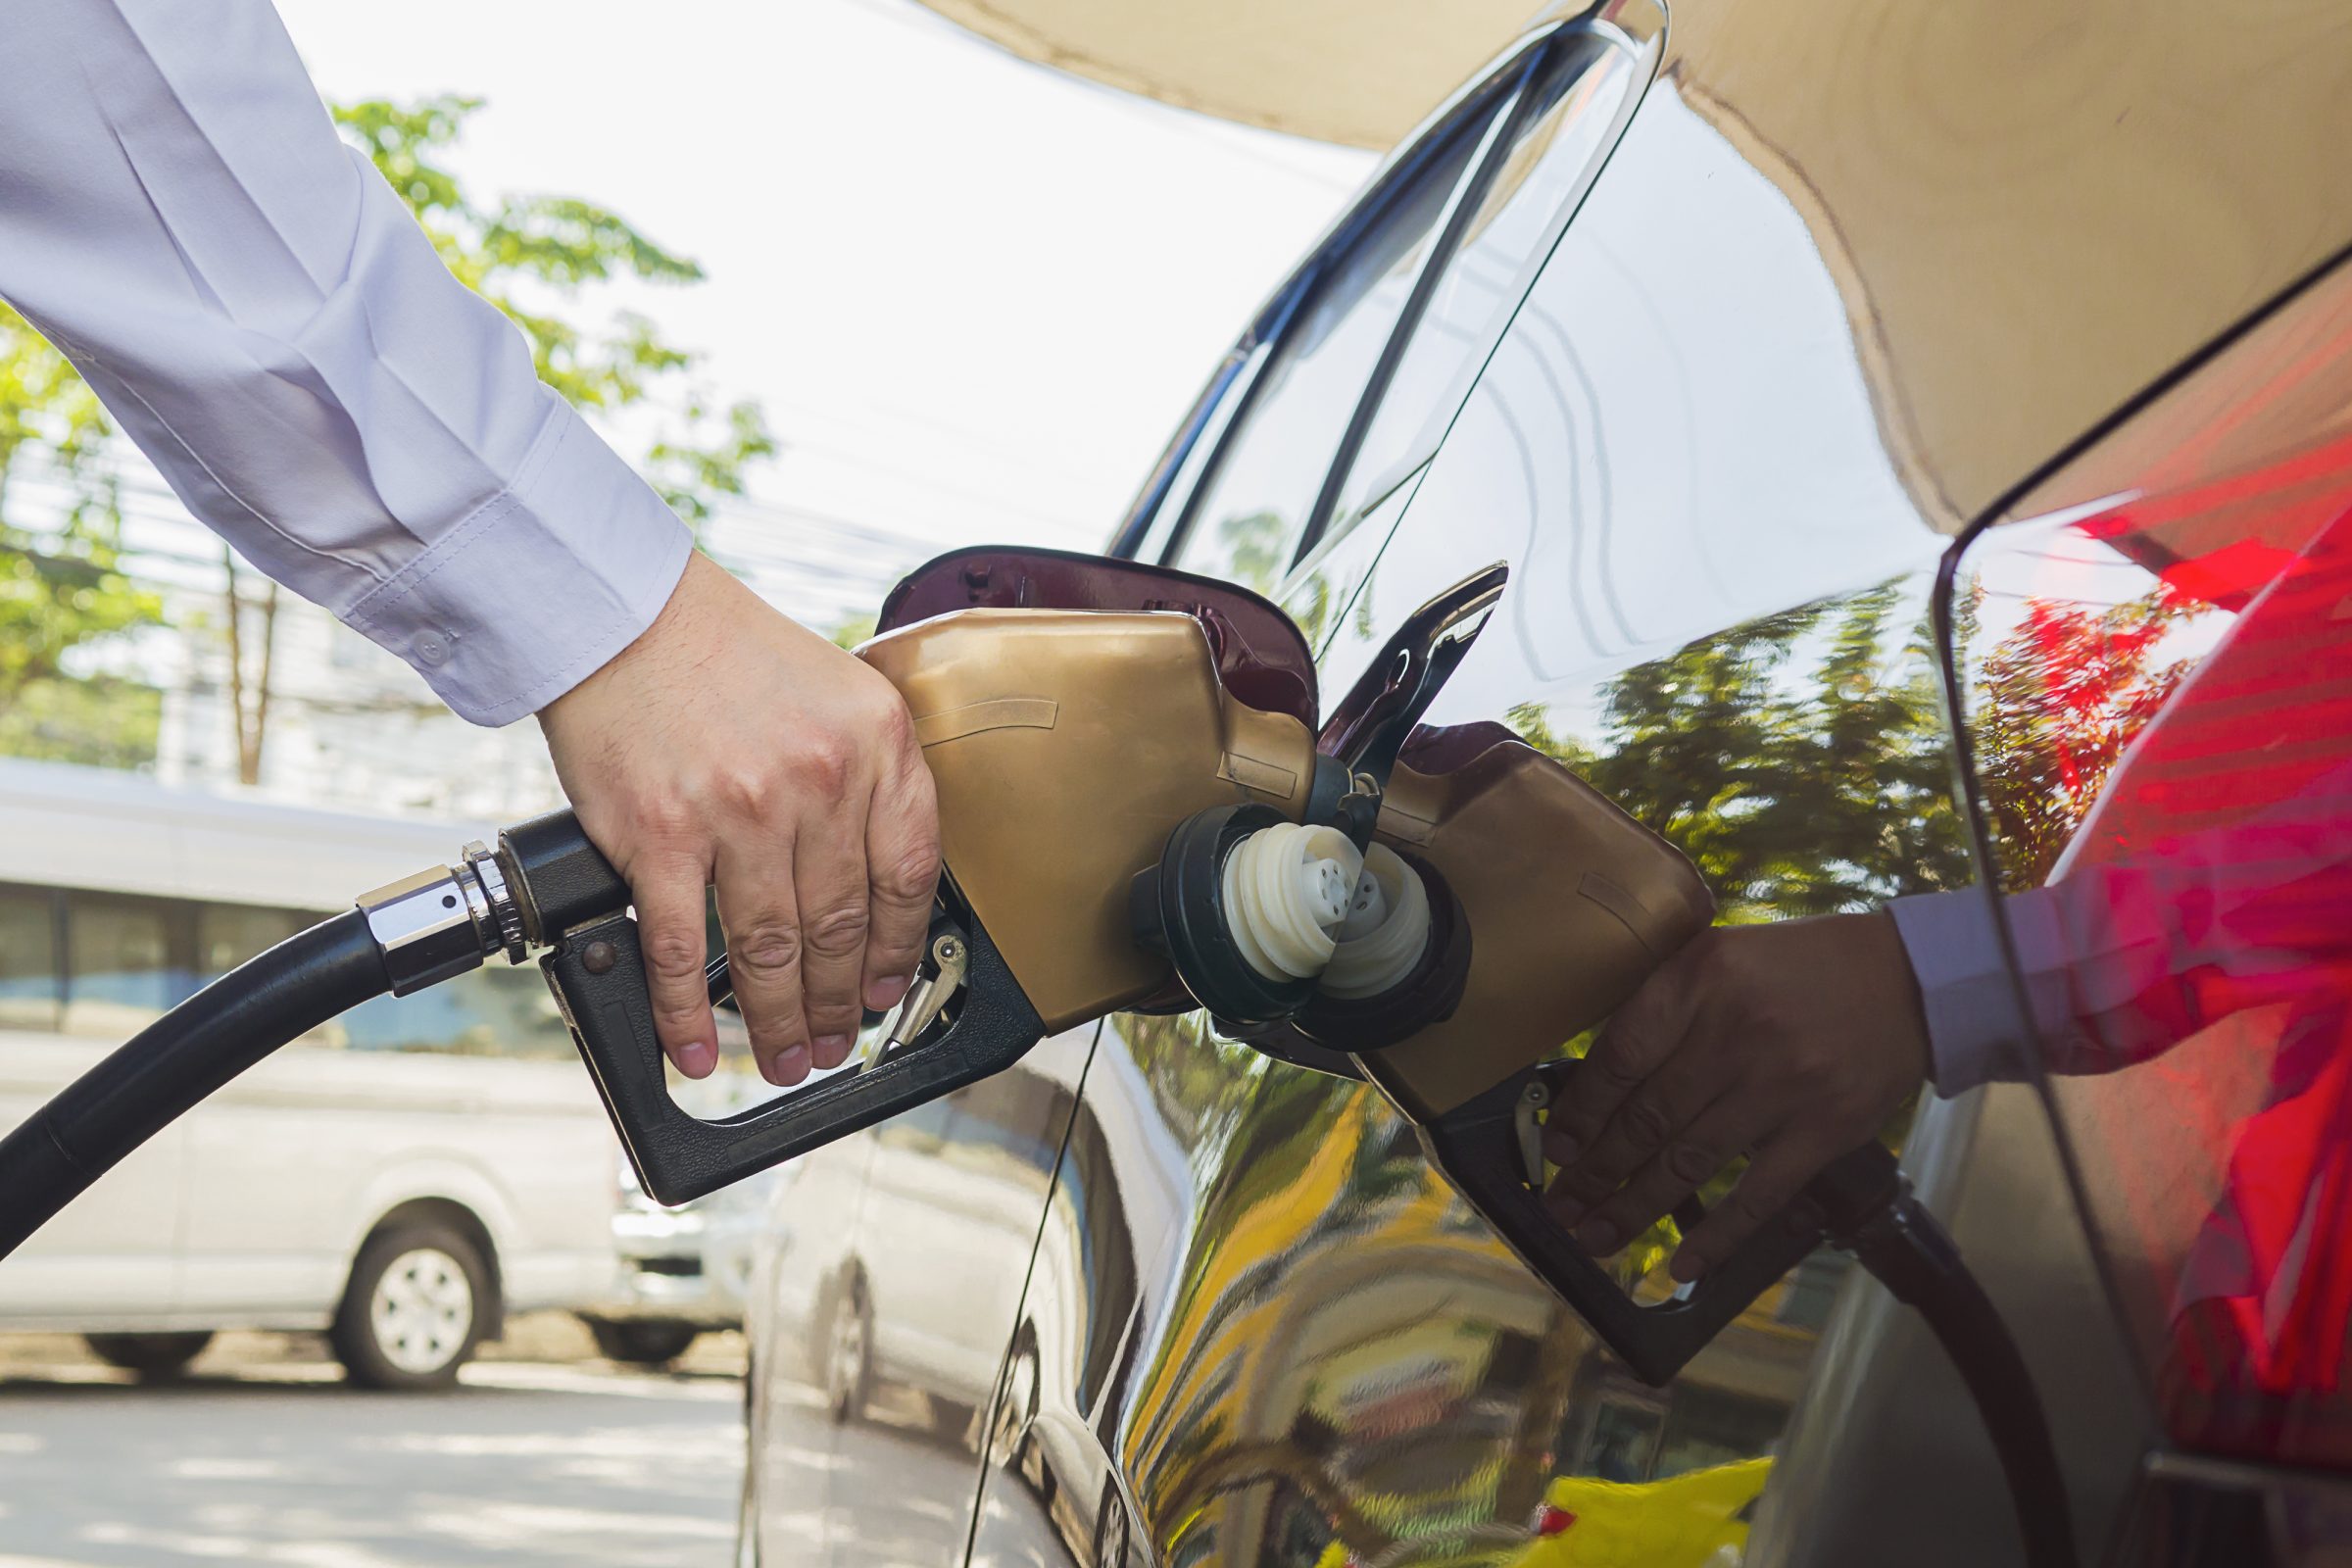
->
[[1542, 912, 1930, 1284], [1546, 757, 2352, 1287]]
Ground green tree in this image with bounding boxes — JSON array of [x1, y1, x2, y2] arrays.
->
[[331, 96, 773, 527], [0, 310, 166, 765], [0, 93, 777, 781]]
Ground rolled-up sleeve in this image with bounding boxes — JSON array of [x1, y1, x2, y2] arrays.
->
[[0, 0, 691, 724]]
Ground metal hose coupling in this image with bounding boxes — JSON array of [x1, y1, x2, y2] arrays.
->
[[356, 840, 531, 996]]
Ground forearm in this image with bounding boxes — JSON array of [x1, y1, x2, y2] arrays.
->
[[1888, 770, 2352, 1093], [0, 0, 689, 723]]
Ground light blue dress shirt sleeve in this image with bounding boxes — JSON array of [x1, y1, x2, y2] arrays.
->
[[0, 0, 692, 725], [1888, 758, 2352, 1095], [1885, 886, 2056, 1097]]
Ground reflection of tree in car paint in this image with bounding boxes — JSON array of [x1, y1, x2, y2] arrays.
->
[[1484, 582, 1965, 1278], [1502, 581, 1973, 922], [1961, 577, 2201, 890]]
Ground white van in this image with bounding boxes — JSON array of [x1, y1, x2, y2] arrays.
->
[[0, 759, 620, 1389]]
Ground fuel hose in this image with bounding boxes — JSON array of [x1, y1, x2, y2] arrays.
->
[[1839, 1188, 2080, 1568], [0, 911, 392, 1261]]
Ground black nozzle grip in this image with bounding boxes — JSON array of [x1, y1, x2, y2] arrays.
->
[[1418, 1067, 1897, 1387], [500, 808, 630, 939], [544, 909, 1046, 1206]]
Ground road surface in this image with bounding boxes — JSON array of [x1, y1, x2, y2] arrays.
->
[[0, 1332, 745, 1568]]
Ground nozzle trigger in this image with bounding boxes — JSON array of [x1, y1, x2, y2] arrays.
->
[[883, 927, 970, 1056]]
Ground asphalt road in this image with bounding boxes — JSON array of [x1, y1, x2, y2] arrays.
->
[[0, 1332, 746, 1568]]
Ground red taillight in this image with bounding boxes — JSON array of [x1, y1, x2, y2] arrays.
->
[[1534, 1503, 1578, 1537], [1956, 256, 2352, 1469]]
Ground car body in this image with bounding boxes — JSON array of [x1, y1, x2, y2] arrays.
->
[[0, 760, 621, 1387], [578, 1084, 783, 1368], [742, 1, 2352, 1563]]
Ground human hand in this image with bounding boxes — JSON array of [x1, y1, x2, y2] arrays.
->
[[1542, 911, 1930, 1283], [538, 553, 940, 1088]]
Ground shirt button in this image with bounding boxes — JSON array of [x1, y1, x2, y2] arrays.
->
[[413, 630, 451, 667]]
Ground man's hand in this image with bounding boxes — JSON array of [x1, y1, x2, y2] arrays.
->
[[539, 554, 940, 1088], [1543, 911, 1930, 1283]]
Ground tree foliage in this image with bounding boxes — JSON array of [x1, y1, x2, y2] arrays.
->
[[330, 95, 774, 525], [0, 92, 779, 779], [1966, 579, 2196, 890], [0, 308, 166, 764]]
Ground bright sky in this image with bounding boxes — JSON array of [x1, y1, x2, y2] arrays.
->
[[273, 0, 1375, 628]]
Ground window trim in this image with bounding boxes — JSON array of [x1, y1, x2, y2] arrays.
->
[[1294, 20, 1657, 574], [1105, 27, 1555, 560], [1111, 8, 1660, 582]]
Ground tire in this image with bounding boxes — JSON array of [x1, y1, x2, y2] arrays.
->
[[587, 1318, 701, 1367], [82, 1331, 213, 1379], [1094, 1483, 1132, 1568], [331, 1217, 492, 1391], [822, 1275, 873, 1425], [991, 1327, 1042, 1480]]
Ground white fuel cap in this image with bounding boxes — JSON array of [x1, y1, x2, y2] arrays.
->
[[1219, 823, 1365, 981]]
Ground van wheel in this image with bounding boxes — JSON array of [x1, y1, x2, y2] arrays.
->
[[588, 1318, 701, 1367], [822, 1277, 873, 1425], [1094, 1482, 1133, 1568], [83, 1331, 213, 1379], [332, 1219, 491, 1391]]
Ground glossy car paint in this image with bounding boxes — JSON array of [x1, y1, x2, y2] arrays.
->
[[742, 1, 2352, 1563]]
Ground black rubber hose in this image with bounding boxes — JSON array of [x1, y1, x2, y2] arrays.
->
[[0, 911, 390, 1262], [1853, 1199, 2080, 1568]]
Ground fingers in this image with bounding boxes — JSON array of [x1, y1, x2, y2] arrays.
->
[[1543, 940, 1705, 1171], [1546, 1044, 1718, 1230], [1668, 1136, 1831, 1283], [631, 847, 719, 1080], [793, 789, 870, 1072], [1549, 1093, 1761, 1260], [716, 833, 813, 1088], [861, 722, 940, 1016]]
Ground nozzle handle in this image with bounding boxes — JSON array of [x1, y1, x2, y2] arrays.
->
[[543, 902, 1045, 1206], [1416, 1061, 1897, 1386]]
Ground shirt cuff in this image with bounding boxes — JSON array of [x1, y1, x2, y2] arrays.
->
[[1886, 887, 2046, 1096], [340, 400, 693, 725]]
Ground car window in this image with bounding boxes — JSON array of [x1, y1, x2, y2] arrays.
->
[[0, 886, 59, 1032], [1166, 97, 1504, 594], [1166, 30, 1642, 598], [335, 965, 574, 1059], [60, 893, 185, 1037], [1313, 81, 1948, 712], [1307, 33, 1642, 565]]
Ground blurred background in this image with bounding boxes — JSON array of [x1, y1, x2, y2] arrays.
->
[[0, 0, 1375, 1560]]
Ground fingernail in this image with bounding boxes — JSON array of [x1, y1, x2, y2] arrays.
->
[[812, 1034, 852, 1069], [1576, 1220, 1619, 1256], [1669, 1250, 1703, 1284], [675, 1040, 717, 1079], [769, 1045, 810, 1087], [864, 974, 912, 1011]]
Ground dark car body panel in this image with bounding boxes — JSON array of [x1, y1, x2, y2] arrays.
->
[[746, 2, 2352, 1563]]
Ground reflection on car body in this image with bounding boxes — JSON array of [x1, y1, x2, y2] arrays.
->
[[742, 1, 2352, 1564]]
